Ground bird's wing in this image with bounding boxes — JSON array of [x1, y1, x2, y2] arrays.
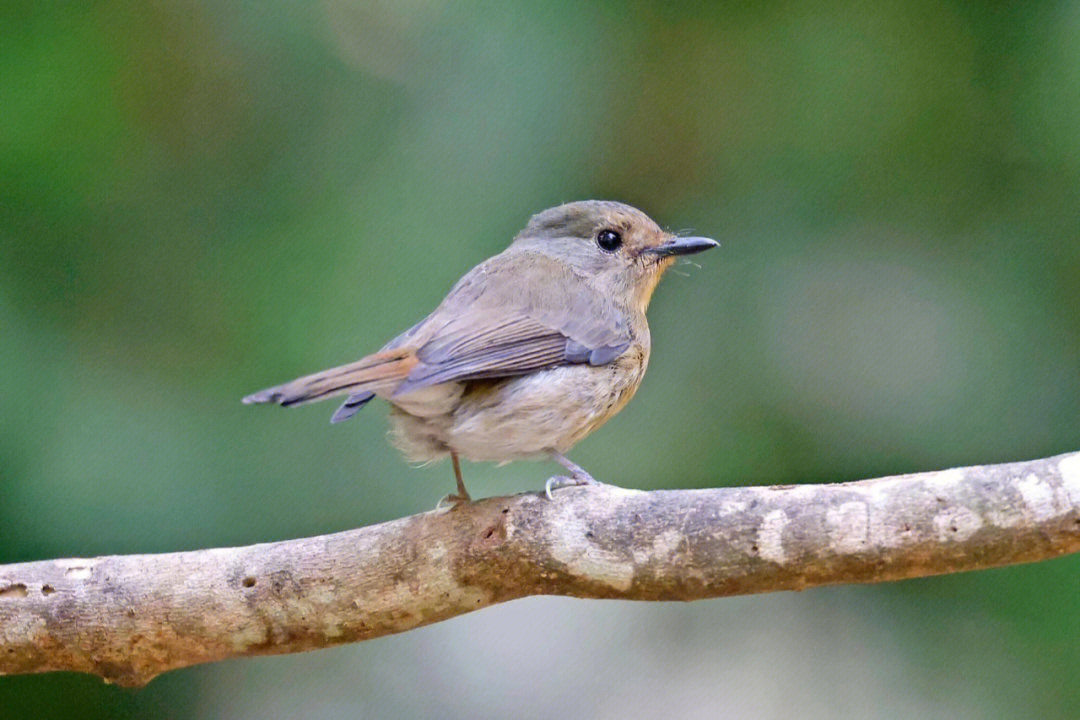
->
[[389, 253, 632, 396], [248, 251, 633, 422]]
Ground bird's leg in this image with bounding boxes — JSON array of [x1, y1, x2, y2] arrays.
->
[[439, 451, 471, 507], [552, 452, 597, 482], [544, 451, 602, 500]]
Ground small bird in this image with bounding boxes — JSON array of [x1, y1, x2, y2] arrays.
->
[[243, 200, 717, 502]]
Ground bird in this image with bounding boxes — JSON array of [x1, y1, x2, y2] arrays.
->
[[243, 200, 718, 503]]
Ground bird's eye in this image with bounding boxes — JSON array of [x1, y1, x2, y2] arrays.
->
[[597, 229, 622, 252]]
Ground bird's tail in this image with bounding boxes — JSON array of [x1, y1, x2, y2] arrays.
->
[[242, 348, 417, 407]]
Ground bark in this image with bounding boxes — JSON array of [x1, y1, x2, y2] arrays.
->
[[2, 451, 1080, 687]]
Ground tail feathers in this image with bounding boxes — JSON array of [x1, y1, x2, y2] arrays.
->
[[242, 349, 417, 408]]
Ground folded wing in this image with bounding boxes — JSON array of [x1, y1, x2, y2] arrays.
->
[[245, 251, 634, 422]]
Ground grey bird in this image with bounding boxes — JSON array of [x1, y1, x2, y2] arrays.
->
[[243, 200, 718, 502]]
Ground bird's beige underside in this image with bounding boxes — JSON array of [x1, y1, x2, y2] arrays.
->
[[386, 345, 649, 463]]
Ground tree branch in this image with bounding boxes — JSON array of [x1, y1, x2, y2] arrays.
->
[[3, 451, 1080, 686]]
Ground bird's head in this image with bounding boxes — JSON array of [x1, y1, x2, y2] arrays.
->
[[512, 200, 718, 312]]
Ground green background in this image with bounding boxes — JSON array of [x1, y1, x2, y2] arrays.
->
[[3, 1, 1079, 717]]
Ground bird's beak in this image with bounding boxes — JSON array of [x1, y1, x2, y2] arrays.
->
[[644, 236, 720, 258]]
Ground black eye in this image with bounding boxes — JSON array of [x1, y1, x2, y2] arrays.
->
[[597, 229, 622, 252]]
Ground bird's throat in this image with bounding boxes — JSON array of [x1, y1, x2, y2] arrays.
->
[[635, 257, 674, 312]]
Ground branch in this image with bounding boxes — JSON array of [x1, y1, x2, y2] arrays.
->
[[3, 451, 1080, 686]]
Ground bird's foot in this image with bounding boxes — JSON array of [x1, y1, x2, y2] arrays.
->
[[545, 451, 603, 499], [435, 451, 472, 509], [544, 471, 600, 500], [435, 491, 472, 511]]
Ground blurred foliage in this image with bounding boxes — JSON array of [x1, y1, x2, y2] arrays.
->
[[2, 0, 1079, 717]]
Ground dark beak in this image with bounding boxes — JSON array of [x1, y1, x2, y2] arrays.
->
[[645, 236, 719, 258]]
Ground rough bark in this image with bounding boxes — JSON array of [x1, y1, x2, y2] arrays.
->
[[2, 451, 1080, 687]]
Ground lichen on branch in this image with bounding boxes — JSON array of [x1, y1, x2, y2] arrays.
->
[[2, 451, 1079, 687]]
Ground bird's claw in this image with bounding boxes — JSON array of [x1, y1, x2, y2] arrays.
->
[[544, 473, 600, 500], [435, 492, 471, 511]]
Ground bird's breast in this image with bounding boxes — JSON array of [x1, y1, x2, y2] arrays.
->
[[452, 341, 648, 461], [387, 341, 650, 463]]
